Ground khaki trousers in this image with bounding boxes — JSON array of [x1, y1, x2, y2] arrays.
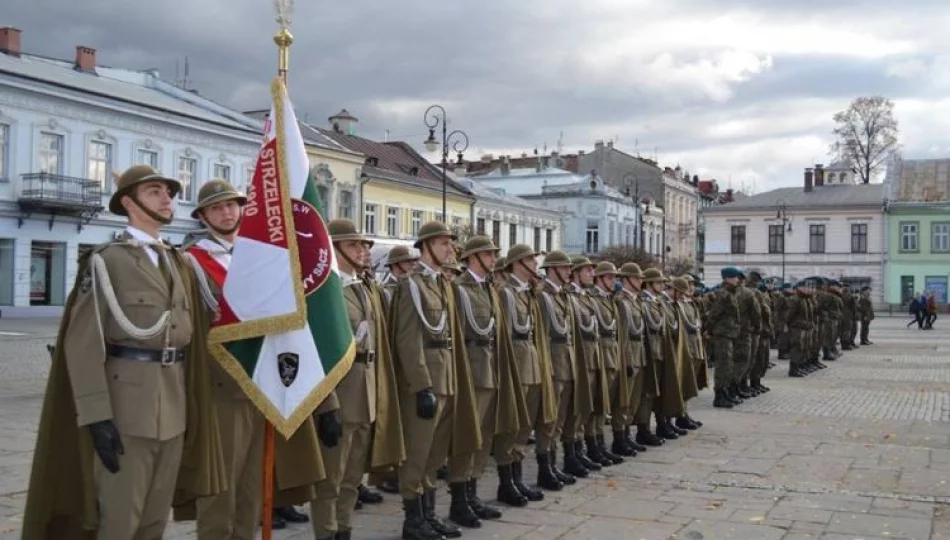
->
[[196, 398, 264, 540], [545, 380, 573, 450], [611, 367, 638, 431], [512, 384, 541, 461], [399, 395, 455, 499], [338, 422, 373, 532], [449, 388, 498, 480], [95, 433, 184, 540], [310, 419, 347, 538]]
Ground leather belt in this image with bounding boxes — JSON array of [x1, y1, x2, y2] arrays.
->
[[599, 331, 617, 338], [425, 339, 452, 350], [627, 335, 642, 342], [465, 338, 493, 347], [551, 335, 568, 344], [355, 351, 376, 364], [582, 333, 598, 342], [107, 344, 185, 366], [511, 332, 532, 341]]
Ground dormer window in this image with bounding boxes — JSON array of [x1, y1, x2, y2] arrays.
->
[[365, 156, 379, 167]]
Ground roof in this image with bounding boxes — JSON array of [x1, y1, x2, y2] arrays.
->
[[702, 183, 885, 213], [459, 177, 561, 216], [0, 52, 258, 133], [318, 127, 472, 198], [886, 158, 950, 202]]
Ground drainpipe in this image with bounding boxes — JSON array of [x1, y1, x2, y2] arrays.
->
[[359, 174, 370, 233], [881, 199, 889, 308]]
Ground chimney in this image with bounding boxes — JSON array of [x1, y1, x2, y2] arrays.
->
[[578, 150, 585, 156], [804, 167, 814, 192], [0, 27, 21, 57], [692, 174, 699, 187], [814, 163, 825, 187], [75, 46, 96, 73], [594, 140, 604, 151], [606, 140, 614, 149], [726, 188, 734, 201]]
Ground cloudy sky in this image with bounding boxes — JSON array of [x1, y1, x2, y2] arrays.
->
[[8, 0, 950, 192]]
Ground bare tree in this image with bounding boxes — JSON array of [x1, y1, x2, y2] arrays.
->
[[831, 96, 899, 184], [664, 256, 695, 277], [595, 244, 657, 269], [449, 222, 477, 259]]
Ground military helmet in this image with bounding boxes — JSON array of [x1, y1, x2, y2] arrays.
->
[[460, 235, 499, 260], [191, 179, 247, 219], [414, 220, 457, 248], [385, 245, 418, 267], [109, 164, 182, 216], [441, 259, 463, 274], [506, 244, 537, 268], [618, 262, 644, 278], [670, 276, 691, 295], [494, 256, 508, 272], [540, 250, 572, 269], [594, 261, 618, 277], [571, 255, 595, 272], [328, 218, 373, 247], [642, 267, 667, 283]]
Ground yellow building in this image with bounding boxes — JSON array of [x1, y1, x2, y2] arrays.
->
[[312, 110, 474, 264]]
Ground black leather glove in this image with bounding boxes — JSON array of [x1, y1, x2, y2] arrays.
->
[[626, 365, 635, 378], [416, 388, 438, 419], [88, 420, 124, 474], [317, 410, 343, 448]]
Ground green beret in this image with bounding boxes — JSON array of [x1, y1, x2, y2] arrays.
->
[[721, 267, 743, 279]]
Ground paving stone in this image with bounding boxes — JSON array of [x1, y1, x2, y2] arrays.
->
[[825, 511, 933, 539], [840, 467, 901, 492], [573, 497, 675, 521], [767, 503, 833, 524], [674, 519, 786, 540], [570, 516, 681, 539], [718, 457, 777, 475], [868, 497, 934, 519]]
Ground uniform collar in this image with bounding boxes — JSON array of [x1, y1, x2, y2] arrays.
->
[[544, 278, 562, 293], [467, 268, 487, 283], [126, 226, 162, 245]]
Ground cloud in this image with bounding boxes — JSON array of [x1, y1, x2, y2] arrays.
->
[[5, 0, 950, 194]]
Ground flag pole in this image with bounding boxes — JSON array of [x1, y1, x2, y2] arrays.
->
[[262, 5, 294, 540]]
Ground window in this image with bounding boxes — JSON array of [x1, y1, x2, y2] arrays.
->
[[476, 218, 485, 235], [900, 221, 918, 252], [316, 185, 329, 217], [364, 204, 377, 235], [87, 140, 112, 189], [900, 276, 915, 305], [586, 222, 599, 254], [239, 166, 254, 194], [0, 238, 13, 306], [609, 222, 615, 246], [533, 227, 541, 252], [509, 223, 517, 248], [39, 132, 63, 175], [338, 190, 353, 219], [213, 163, 231, 181], [0, 124, 9, 181], [809, 224, 826, 253], [136, 148, 159, 168], [29, 241, 66, 306], [386, 207, 399, 237], [177, 156, 197, 202], [768, 224, 784, 254], [851, 223, 868, 254], [932, 222, 950, 253], [545, 229, 553, 252], [411, 210, 423, 236], [492, 220, 501, 248], [730, 225, 746, 254]]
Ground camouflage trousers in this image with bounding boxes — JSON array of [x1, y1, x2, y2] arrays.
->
[[712, 336, 736, 390], [751, 335, 771, 382], [860, 319, 871, 343], [733, 333, 753, 384], [839, 317, 853, 345], [822, 318, 838, 351], [789, 327, 811, 366]]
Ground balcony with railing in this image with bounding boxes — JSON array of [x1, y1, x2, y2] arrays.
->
[[17, 173, 105, 231]]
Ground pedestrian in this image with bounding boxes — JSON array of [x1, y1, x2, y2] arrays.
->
[[925, 293, 938, 329], [858, 286, 874, 345]]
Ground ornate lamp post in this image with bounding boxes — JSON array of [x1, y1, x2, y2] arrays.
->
[[423, 104, 469, 222], [775, 198, 793, 281], [622, 173, 640, 249]]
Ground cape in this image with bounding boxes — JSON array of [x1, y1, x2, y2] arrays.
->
[[567, 290, 599, 420], [22, 243, 226, 540], [364, 278, 406, 471], [484, 285, 530, 437]]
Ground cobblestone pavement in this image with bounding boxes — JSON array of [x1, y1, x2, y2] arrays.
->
[[1, 316, 949, 539]]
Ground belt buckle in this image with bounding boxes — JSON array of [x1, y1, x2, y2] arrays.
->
[[366, 350, 376, 363], [160, 347, 177, 367]]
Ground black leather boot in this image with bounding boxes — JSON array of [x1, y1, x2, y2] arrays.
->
[[336, 529, 352, 540], [735, 384, 753, 399], [667, 420, 688, 436], [266, 511, 288, 530], [636, 424, 665, 446], [401, 496, 442, 540], [379, 477, 400, 494], [626, 426, 646, 452], [675, 417, 698, 431], [550, 450, 576, 484], [275, 506, 309, 523], [448, 482, 481, 528], [536, 453, 564, 491], [422, 489, 461, 538], [656, 421, 679, 440], [585, 436, 613, 467], [713, 388, 734, 408], [466, 478, 501, 520], [561, 442, 589, 478], [358, 483, 384, 504], [597, 434, 625, 464], [575, 439, 602, 471], [496, 464, 528, 507], [612, 430, 636, 456], [512, 460, 544, 501]]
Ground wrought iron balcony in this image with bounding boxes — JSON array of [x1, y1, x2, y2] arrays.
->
[[17, 172, 105, 231]]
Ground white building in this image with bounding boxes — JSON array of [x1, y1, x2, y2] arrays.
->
[[467, 164, 649, 257], [702, 164, 886, 304], [661, 167, 700, 263], [456, 176, 563, 255], [0, 28, 357, 314]]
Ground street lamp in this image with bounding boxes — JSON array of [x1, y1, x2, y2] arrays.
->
[[423, 104, 469, 222], [775, 198, 793, 281], [622, 173, 640, 249], [638, 190, 661, 262]]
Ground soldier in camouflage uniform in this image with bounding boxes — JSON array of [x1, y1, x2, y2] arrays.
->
[[706, 267, 744, 408], [774, 284, 792, 360], [839, 286, 857, 350], [785, 281, 814, 377], [733, 272, 761, 400], [750, 281, 773, 394], [858, 286, 875, 345], [805, 281, 824, 370]]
